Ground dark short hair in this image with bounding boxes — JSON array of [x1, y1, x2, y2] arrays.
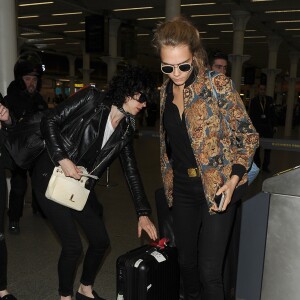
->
[[209, 52, 228, 66], [105, 65, 155, 107]]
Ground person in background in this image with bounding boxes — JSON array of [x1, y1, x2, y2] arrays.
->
[[153, 16, 259, 300], [32, 65, 158, 300], [249, 84, 276, 173], [209, 52, 229, 75], [4, 52, 48, 234], [0, 98, 17, 300]]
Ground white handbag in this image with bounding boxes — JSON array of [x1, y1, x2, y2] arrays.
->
[[45, 166, 98, 211]]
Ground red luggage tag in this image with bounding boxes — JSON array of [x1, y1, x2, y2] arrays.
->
[[150, 237, 169, 249]]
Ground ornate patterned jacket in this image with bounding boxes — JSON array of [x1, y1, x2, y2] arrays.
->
[[159, 69, 259, 212]]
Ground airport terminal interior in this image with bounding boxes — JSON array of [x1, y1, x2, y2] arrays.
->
[[1, 0, 300, 299]]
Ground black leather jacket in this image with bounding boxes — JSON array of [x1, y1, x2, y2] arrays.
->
[[41, 86, 151, 217]]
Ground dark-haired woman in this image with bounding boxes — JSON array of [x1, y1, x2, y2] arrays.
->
[[0, 100, 17, 300], [32, 66, 158, 300]]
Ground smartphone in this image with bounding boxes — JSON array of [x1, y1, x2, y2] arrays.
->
[[215, 193, 226, 212]]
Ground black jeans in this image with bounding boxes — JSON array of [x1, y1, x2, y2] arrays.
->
[[172, 172, 237, 300], [0, 153, 8, 290], [32, 152, 109, 297], [8, 166, 41, 221]]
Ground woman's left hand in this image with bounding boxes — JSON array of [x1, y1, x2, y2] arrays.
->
[[214, 175, 239, 212], [138, 216, 158, 241]]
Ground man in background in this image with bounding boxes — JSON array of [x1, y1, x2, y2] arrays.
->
[[4, 52, 48, 234], [209, 51, 229, 75], [249, 84, 276, 173]]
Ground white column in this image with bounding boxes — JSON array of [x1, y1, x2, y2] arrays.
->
[[0, 0, 17, 95], [101, 18, 122, 82], [68, 55, 76, 95], [229, 11, 251, 93], [284, 51, 299, 137], [262, 35, 282, 98], [166, 0, 181, 20]]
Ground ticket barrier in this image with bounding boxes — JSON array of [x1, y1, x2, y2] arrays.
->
[[236, 166, 300, 300]]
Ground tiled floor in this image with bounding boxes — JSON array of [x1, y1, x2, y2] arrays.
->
[[4, 125, 300, 300]]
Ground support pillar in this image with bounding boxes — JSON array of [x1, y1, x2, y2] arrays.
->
[[284, 51, 299, 137], [101, 18, 122, 82], [166, 0, 181, 20], [79, 42, 94, 86], [229, 11, 251, 92], [67, 55, 76, 95], [0, 0, 17, 95], [263, 35, 282, 98]]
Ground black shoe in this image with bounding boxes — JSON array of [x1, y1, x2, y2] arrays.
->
[[76, 291, 105, 300], [8, 221, 20, 235], [0, 294, 18, 300]]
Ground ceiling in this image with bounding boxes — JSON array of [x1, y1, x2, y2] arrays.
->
[[16, 0, 300, 79]]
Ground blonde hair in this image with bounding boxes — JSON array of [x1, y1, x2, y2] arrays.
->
[[152, 16, 208, 71]]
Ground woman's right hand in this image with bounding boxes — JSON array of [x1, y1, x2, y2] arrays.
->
[[58, 158, 82, 179]]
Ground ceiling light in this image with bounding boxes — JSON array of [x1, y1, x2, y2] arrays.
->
[[202, 37, 220, 40], [199, 31, 207, 34], [39, 23, 67, 27], [221, 29, 256, 32], [43, 37, 64, 40], [113, 7, 153, 12], [19, 1, 53, 6], [35, 43, 55, 46], [276, 20, 300, 23], [207, 22, 232, 26], [64, 30, 85, 33], [266, 10, 300, 13], [20, 32, 41, 36], [244, 35, 266, 38], [285, 28, 300, 31], [251, 0, 275, 2], [137, 34, 150, 36], [52, 12, 82, 16], [191, 13, 230, 17], [181, 3, 216, 6], [137, 17, 165, 21], [18, 15, 39, 19]]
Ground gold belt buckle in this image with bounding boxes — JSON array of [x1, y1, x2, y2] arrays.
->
[[187, 168, 200, 177]]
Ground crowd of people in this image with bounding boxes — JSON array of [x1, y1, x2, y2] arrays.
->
[[1, 14, 283, 300]]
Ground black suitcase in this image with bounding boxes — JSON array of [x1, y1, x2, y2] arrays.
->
[[116, 239, 180, 300]]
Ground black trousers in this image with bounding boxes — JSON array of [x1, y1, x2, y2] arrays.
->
[[8, 166, 27, 221], [32, 152, 109, 297], [172, 172, 237, 300], [0, 153, 8, 290]]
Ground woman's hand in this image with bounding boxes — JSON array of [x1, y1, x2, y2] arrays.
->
[[58, 158, 82, 179], [213, 175, 239, 212], [138, 216, 158, 241], [0, 103, 11, 124]]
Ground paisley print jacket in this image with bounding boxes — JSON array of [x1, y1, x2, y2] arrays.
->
[[160, 69, 259, 212]]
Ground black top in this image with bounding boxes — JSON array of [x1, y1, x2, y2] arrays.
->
[[163, 73, 198, 174]]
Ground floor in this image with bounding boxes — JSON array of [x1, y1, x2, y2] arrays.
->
[[4, 124, 300, 300]]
